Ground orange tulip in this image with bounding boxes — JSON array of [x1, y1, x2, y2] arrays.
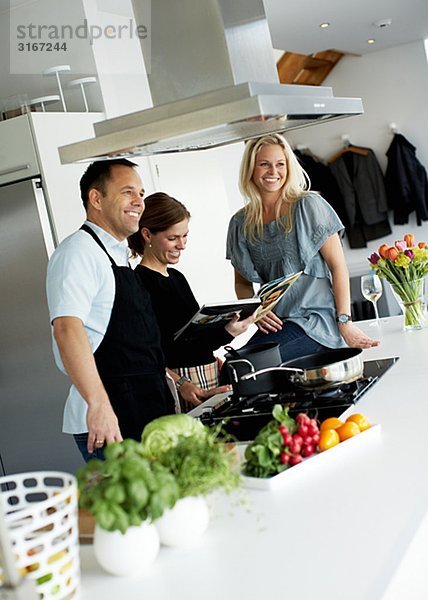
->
[[404, 233, 415, 247], [378, 244, 389, 259], [386, 247, 399, 261], [418, 241, 427, 249]]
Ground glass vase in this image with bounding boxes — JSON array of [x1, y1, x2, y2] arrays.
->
[[390, 278, 426, 331]]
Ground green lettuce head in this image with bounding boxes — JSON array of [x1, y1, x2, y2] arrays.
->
[[141, 414, 206, 459]]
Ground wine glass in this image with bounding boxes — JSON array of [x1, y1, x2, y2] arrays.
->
[[361, 274, 383, 325]]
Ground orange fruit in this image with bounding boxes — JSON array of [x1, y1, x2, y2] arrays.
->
[[320, 417, 343, 432], [336, 421, 360, 441], [318, 429, 340, 452], [346, 413, 371, 431]]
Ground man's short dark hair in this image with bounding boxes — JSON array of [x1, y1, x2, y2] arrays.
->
[[79, 158, 138, 209]]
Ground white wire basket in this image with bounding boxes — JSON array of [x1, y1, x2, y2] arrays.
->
[[0, 471, 80, 599]]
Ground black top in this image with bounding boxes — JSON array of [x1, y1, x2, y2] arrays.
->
[[135, 265, 233, 368]]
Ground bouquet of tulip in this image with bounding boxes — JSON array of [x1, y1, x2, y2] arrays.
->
[[368, 234, 428, 329]]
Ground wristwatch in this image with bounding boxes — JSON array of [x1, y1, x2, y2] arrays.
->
[[175, 375, 191, 390], [336, 313, 352, 324]]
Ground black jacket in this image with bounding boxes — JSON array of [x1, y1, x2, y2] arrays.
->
[[385, 133, 428, 225], [294, 150, 348, 228], [329, 149, 391, 248]]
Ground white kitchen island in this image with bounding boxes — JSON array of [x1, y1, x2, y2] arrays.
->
[[79, 316, 428, 600]]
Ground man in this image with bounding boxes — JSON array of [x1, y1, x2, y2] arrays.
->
[[46, 159, 177, 461]]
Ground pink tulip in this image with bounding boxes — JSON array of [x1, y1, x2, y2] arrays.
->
[[394, 240, 407, 252]]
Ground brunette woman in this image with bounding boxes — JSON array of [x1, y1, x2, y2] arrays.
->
[[128, 192, 253, 410], [226, 134, 379, 362]]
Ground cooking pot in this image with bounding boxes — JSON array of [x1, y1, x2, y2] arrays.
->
[[240, 348, 363, 390], [222, 343, 282, 396]]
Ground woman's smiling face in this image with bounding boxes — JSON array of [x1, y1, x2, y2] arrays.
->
[[251, 144, 287, 196], [145, 219, 189, 266]]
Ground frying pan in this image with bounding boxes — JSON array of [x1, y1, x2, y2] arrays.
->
[[240, 348, 363, 390]]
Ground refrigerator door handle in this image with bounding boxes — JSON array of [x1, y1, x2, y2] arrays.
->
[[0, 164, 30, 178]]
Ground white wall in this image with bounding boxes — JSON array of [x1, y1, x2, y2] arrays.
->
[[29, 113, 105, 243], [285, 39, 428, 276], [148, 143, 244, 304]]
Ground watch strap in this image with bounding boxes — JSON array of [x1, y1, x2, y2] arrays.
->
[[336, 313, 352, 324], [175, 375, 191, 389]]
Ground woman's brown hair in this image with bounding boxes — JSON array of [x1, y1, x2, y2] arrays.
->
[[128, 192, 191, 257]]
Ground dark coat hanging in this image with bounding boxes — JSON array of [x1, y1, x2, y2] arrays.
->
[[294, 150, 349, 229], [329, 149, 391, 248], [385, 133, 428, 225]]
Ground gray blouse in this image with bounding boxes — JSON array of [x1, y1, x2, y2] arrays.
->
[[226, 192, 345, 348]]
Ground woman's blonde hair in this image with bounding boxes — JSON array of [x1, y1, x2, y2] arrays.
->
[[239, 133, 310, 240]]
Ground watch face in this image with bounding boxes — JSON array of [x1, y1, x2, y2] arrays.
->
[[338, 314, 350, 323]]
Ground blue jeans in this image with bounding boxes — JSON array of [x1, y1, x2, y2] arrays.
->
[[73, 433, 105, 463], [246, 320, 329, 363]]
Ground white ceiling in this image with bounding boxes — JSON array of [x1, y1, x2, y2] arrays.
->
[[264, 0, 428, 56]]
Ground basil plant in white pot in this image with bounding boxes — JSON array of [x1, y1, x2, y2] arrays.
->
[[141, 414, 241, 548], [76, 439, 179, 576]]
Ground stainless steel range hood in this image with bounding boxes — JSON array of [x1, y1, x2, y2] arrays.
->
[[59, 0, 363, 163]]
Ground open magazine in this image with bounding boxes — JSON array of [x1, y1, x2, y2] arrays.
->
[[173, 271, 302, 341]]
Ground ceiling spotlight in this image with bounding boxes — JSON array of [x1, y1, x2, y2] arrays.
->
[[367, 39, 376, 44], [319, 22, 330, 29]]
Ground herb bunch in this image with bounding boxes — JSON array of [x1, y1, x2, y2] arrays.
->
[[77, 439, 179, 534], [154, 427, 240, 498]]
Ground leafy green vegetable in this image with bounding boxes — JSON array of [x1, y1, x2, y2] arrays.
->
[[154, 428, 240, 498], [141, 414, 206, 459], [243, 405, 296, 478], [77, 439, 179, 534]]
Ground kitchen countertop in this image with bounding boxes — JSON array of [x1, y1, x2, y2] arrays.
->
[[79, 316, 428, 600]]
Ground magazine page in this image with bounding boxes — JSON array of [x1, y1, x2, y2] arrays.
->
[[173, 298, 261, 341], [254, 271, 302, 322]]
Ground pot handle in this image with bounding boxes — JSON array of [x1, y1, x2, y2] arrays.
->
[[240, 365, 305, 381], [224, 345, 241, 359], [226, 358, 255, 383]]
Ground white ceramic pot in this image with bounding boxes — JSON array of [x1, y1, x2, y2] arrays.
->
[[155, 496, 210, 547], [93, 521, 160, 577]]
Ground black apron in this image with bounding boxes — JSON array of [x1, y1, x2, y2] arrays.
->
[[81, 225, 175, 440]]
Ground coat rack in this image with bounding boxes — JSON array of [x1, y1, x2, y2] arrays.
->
[[341, 133, 351, 146]]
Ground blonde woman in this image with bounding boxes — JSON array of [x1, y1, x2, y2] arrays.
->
[[226, 134, 378, 362]]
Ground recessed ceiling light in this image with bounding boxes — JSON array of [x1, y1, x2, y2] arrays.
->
[[367, 39, 376, 44], [319, 22, 330, 29]]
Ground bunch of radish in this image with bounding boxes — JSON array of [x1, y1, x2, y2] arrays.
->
[[278, 413, 320, 466]]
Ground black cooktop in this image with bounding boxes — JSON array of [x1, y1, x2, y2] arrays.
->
[[199, 357, 398, 441]]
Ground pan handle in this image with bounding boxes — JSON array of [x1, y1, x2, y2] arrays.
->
[[226, 358, 255, 383], [240, 365, 305, 380]]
